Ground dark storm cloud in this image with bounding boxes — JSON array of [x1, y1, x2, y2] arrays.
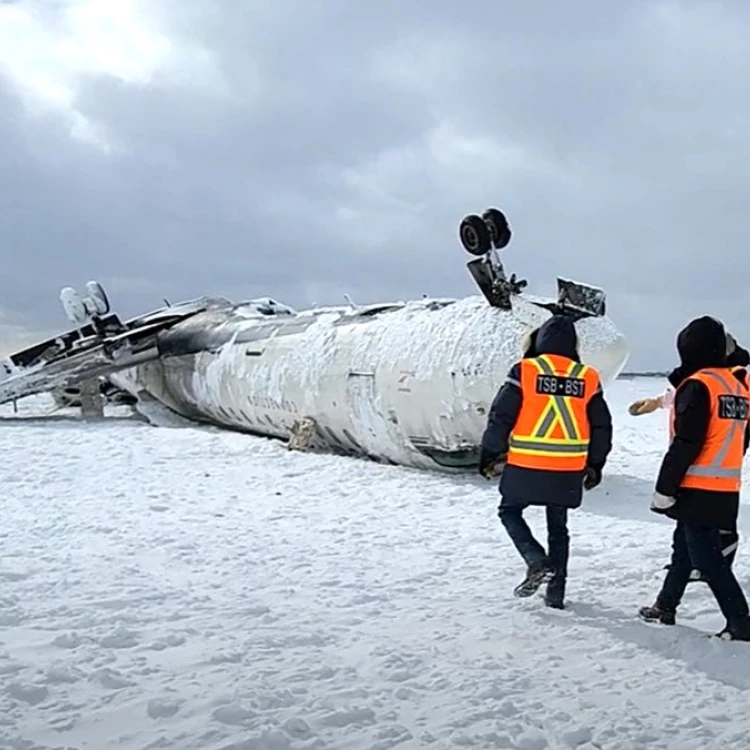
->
[[2, 0, 750, 369]]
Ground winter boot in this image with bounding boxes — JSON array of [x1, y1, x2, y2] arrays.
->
[[543, 574, 565, 610], [513, 562, 555, 598], [638, 603, 676, 625], [715, 620, 750, 641]]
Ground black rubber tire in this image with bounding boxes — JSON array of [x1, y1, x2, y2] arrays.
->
[[459, 214, 492, 256], [482, 208, 512, 249]]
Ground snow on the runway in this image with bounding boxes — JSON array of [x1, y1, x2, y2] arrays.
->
[[2, 377, 750, 750]]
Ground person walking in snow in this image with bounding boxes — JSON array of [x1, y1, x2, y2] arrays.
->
[[630, 328, 749, 581], [478, 315, 613, 609], [639, 316, 750, 641]]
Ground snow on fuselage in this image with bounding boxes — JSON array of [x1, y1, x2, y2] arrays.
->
[[120, 294, 628, 471]]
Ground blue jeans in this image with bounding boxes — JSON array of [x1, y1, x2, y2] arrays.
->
[[657, 520, 750, 625], [499, 504, 569, 585]]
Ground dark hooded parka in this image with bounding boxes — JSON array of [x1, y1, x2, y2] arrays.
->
[[656, 316, 750, 530], [479, 315, 613, 508]]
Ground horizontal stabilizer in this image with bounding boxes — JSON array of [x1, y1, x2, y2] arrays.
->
[[0, 338, 160, 406], [0, 298, 211, 406]]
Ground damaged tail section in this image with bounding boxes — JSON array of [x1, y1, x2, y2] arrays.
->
[[0, 281, 207, 408]]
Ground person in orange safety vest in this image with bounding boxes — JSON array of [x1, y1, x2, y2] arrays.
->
[[639, 316, 750, 640], [479, 315, 613, 609], [629, 330, 749, 583]]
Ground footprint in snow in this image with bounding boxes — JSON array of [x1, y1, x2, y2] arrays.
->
[[52, 632, 85, 649], [147, 634, 186, 651], [6, 682, 49, 706], [560, 726, 594, 747], [88, 667, 135, 690], [46, 664, 85, 685], [282, 717, 312, 739], [318, 707, 377, 728], [211, 703, 257, 726], [147, 698, 182, 719], [99, 627, 140, 649]]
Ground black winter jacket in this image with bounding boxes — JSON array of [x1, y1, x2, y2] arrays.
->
[[479, 315, 613, 509], [656, 317, 750, 530]]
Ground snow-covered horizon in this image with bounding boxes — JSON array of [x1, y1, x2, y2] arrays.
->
[[3, 377, 750, 750]]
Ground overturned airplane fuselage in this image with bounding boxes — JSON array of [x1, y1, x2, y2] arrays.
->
[[0, 208, 629, 470], [116, 294, 627, 469]]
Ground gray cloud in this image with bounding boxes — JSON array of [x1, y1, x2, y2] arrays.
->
[[1, 0, 750, 370]]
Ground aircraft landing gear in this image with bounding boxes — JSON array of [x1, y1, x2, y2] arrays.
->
[[459, 207, 526, 309]]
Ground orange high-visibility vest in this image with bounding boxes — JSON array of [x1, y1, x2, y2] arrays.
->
[[675, 368, 749, 493], [669, 366, 747, 438], [506, 353, 600, 472]]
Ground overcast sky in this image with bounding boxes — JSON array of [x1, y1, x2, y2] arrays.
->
[[1, 0, 749, 370]]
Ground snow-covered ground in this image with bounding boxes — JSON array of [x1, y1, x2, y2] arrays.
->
[[2, 376, 750, 750]]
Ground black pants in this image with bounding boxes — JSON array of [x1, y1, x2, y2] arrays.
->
[[499, 504, 569, 597], [657, 520, 750, 625], [718, 529, 739, 565], [686, 529, 738, 580]]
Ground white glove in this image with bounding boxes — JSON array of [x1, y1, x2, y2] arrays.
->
[[650, 492, 676, 512]]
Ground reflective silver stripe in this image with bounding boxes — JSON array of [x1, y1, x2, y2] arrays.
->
[[509, 438, 588, 454], [707, 370, 742, 469], [534, 357, 586, 440], [722, 541, 739, 557], [684, 369, 746, 481], [684, 466, 742, 478], [534, 407, 556, 438], [506, 377, 521, 388]]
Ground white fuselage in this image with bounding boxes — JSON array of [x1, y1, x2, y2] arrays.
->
[[113, 294, 629, 470]]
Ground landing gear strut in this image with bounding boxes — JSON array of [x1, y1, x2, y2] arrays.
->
[[459, 207, 527, 310]]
